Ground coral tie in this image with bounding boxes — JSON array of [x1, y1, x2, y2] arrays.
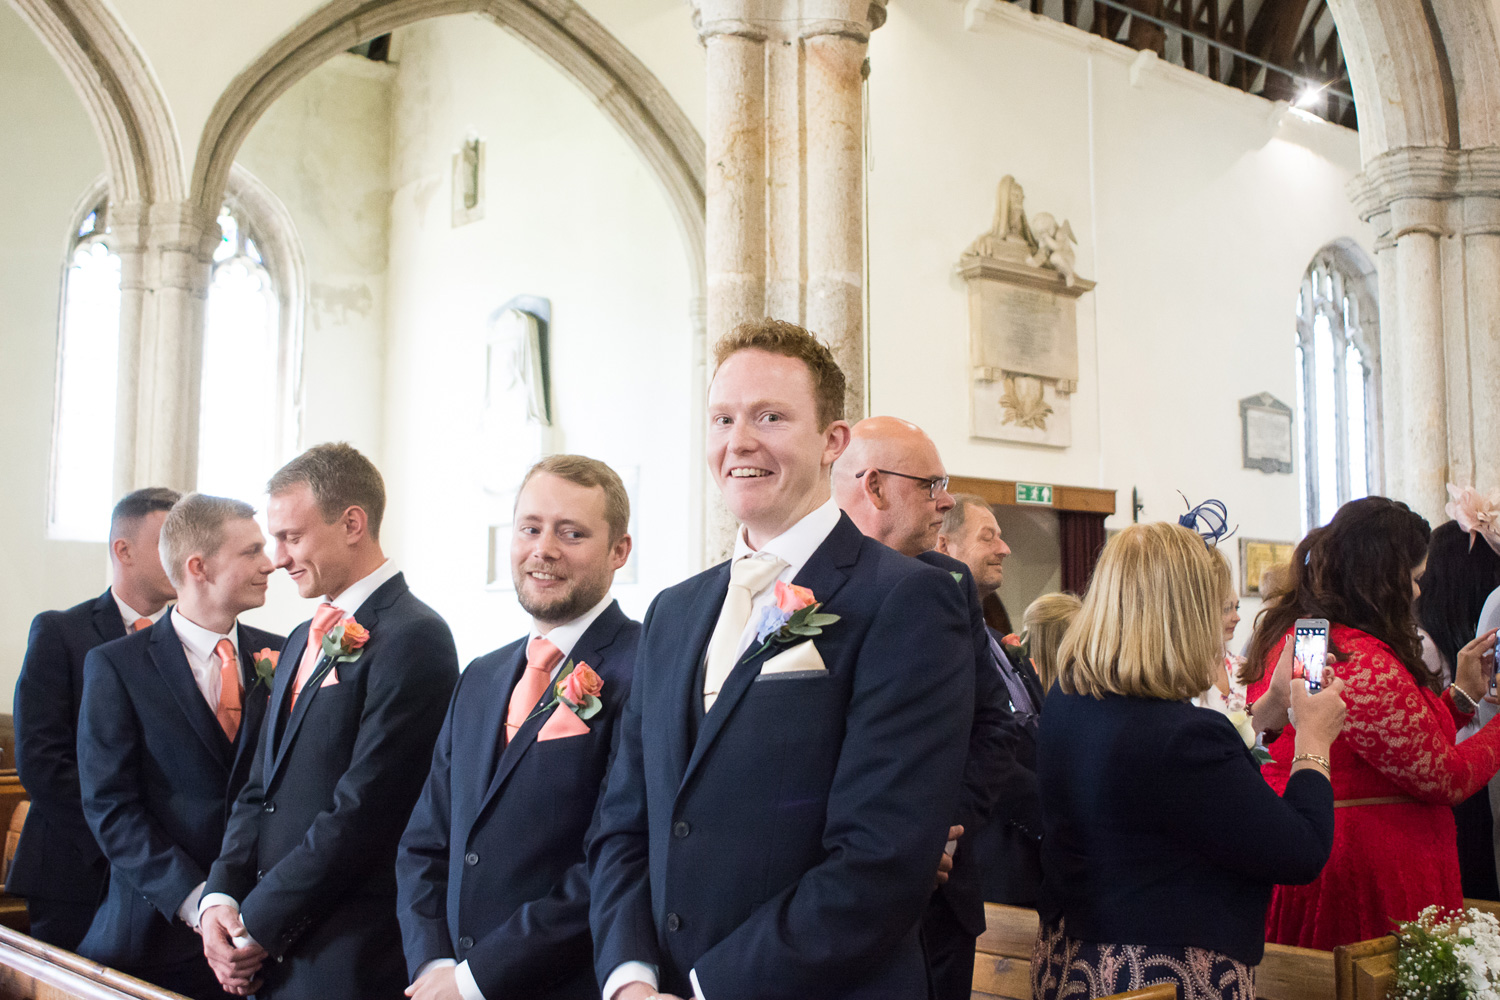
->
[[506, 637, 564, 743], [290, 603, 344, 711], [214, 639, 242, 741], [703, 554, 788, 713], [133, 617, 153, 632]]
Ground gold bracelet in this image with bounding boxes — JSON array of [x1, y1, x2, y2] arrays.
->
[[1293, 752, 1331, 772]]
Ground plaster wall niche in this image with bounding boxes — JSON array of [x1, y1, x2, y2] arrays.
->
[[961, 175, 1095, 449]]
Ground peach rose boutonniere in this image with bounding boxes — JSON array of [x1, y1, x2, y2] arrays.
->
[[252, 648, 280, 690], [320, 617, 369, 666], [745, 581, 840, 661], [528, 660, 605, 723]]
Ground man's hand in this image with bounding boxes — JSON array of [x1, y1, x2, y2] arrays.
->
[[201, 904, 267, 996], [405, 965, 462, 1000], [934, 824, 963, 887], [614, 984, 685, 1000]]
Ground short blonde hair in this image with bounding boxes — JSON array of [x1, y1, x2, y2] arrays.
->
[[159, 493, 257, 588], [1055, 522, 1221, 700], [517, 455, 630, 542], [1022, 592, 1082, 693]]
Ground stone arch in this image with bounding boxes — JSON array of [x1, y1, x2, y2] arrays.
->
[[189, 0, 706, 293], [8, 0, 183, 205]]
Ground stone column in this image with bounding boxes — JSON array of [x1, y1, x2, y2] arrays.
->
[[1388, 197, 1450, 520], [110, 200, 218, 495], [1463, 192, 1500, 493], [693, 0, 885, 423]]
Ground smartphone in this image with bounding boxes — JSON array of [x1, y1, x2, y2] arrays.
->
[[1293, 618, 1330, 694]]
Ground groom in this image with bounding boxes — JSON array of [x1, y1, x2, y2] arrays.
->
[[589, 319, 974, 1000]]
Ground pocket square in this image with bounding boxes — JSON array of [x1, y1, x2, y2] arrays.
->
[[758, 640, 827, 676], [537, 702, 591, 741], [320, 664, 339, 688]]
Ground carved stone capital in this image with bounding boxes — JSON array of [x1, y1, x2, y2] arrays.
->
[[1350, 145, 1500, 222], [692, 0, 887, 42]]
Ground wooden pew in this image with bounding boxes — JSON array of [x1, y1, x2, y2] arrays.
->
[[0, 925, 187, 1000], [973, 902, 1338, 1000], [1327, 899, 1500, 1000]]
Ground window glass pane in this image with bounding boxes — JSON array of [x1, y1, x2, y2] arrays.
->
[[1314, 314, 1340, 526], [214, 210, 238, 263], [197, 227, 279, 503], [51, 240, 122, 541], [1295, 336, 1310, 534], [1346, 341, 1368, 501]]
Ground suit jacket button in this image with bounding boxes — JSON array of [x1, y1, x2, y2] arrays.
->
[[458, 936, 474, 950], [263, 801, 276, 813], [672, 821, 690, 838], [256, 869, 265, 881], [666, 913, 682, 932], [464, 852, 480, 866]]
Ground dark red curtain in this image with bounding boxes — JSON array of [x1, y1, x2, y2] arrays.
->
[[1059, 510, 1108, 595]]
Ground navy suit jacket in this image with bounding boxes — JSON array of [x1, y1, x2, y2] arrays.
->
[[397, 601, 640, 999], [972, 625, 1044, 907], [205, 573, 459, 1000], [10, 589, 121, 905], [914, 551, 1028, 937], [75, 611, 280, 972], [589, 514, 974, 1000], [1038, 690, 1334, 965]]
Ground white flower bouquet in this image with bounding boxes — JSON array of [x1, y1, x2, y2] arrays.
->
[[1395, 906, 1500, 1000]]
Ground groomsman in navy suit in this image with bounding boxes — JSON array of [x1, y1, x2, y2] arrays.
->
[[589, 320, 974, 1000], [936, 494, 1044, 908], [200, 443, 459, 999], [12, 486, 180, 949], [397, 455, 640, 1000], [76, 494, 281, 998], [833, 419, 1030, 1000]]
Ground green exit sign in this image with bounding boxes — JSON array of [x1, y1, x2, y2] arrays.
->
[[1016, 482, 1053, 506]]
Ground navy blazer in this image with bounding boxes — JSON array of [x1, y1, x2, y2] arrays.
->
[[1038, 689, 1335, 965], [75, 611, 280, 974], [589, 514, 974, 1000], [915, 551, 1028, 936], [397, 601, 640, 999], [972, 626, 1044, 907], [205, 573, 459, 1000], [10, 589, 121, 906]]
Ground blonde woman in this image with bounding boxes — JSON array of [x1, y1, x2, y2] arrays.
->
[[1033, 522, 1346, 1000], [1021, 593, 1082, 694]]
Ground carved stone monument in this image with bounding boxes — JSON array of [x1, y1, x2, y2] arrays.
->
[[961, 176, 1094, 448]]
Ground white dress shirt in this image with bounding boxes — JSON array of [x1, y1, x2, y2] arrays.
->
[[602, 498, 841, 1000], [418, 592, 615, 1000], [169, 609, 240, 929], [198, 560, 402, 932], [112, 590, 168, 632]]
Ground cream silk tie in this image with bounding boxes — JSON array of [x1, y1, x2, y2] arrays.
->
[[702, 554, 788, 713], [214, 638, 242, 741], [506, 636, 564, 743], [289, 602, 344, 711]]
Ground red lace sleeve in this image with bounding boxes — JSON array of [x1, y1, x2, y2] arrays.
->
[[1337, 629, 1500, 805], [1442, 687, 1476, 729]]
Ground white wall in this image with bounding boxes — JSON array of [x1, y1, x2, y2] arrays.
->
[[866, 1, 1369, 648], [0, 5, 110, 708], [382, 15, 695, 663]]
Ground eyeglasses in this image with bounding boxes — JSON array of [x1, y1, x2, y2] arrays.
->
[[855, 468, 951, 501]]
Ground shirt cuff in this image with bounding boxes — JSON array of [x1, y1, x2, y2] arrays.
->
[[197, 892, 239, 924], [690, 967, 706, 999], [454, 961, 485, 1000], [603, 961, 658, 1000], [177, 882, 206, 929], [415, 958, 456, 981]]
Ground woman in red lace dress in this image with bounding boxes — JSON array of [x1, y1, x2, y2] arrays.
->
[[1246, 497, 1500, 949]]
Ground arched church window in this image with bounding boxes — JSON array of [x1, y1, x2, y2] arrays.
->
[[1294, 246, 1380, 532], [50, 168, 303, 540], [48, 193, 121, 541]]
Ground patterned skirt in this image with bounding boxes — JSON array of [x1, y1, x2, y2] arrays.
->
[[1032, 919, 1256, 1000]]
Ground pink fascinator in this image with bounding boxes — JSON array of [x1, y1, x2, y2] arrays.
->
[[1444, 484, 1500, 555]]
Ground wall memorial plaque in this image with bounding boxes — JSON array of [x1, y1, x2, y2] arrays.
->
[[961, 175, 1094, 449]]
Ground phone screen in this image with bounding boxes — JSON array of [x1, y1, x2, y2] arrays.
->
[[1293, 621, 1329, 694]]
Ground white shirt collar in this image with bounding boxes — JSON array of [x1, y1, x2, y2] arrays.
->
[[113, 590, 168, 631], [529, 593, 615, 661], [732, 497, 841, 578], [327, 559, 401, 617], [170, 607, 239, 663]]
